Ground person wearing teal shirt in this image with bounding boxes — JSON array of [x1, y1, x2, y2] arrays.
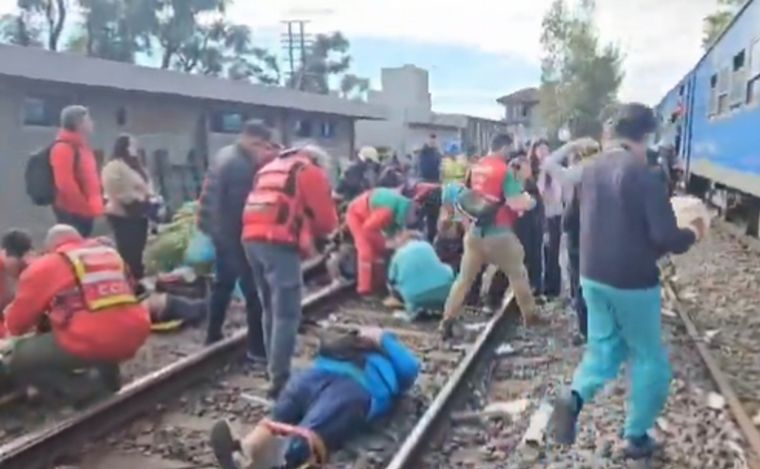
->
[[388, 232, 454, 319]]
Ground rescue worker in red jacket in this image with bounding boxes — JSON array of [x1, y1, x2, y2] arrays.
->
[[439, 133, 540, 338], [3, 225, 151, 404], [346, 187, 418, 296], [242, 144, 339, 398], [51, 105, 104, 237]]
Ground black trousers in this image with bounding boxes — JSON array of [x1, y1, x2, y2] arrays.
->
[[543, 216, 562, 297], [54, 208, 94, 237], [206, 241, 265, 358], [107, 215, 148, 280], [514, 210, 543, 294], [568, 249, 588, 338]]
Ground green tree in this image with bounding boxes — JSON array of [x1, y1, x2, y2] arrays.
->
[[339, 73, 370, 100], [289, 31, 364, 94], [702, 0, 745, 49], [539, 0, 623, 139], [0, 0, 68, 50], [68, 0, 155, 62]]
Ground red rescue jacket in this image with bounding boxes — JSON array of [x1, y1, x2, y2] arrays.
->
[[3, 239, 150, 361], [242, 153, 338, 256], [467, 155, 519, 228]]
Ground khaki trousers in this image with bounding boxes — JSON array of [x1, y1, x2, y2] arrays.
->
[[443, 229, 537, 321]]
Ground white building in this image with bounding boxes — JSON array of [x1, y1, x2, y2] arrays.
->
[[356, 65, 507, 157]]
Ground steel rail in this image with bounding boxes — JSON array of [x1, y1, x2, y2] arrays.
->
[[385, 293, 519, 469], [0, 259, 346, 469], [662, 269, 760, 469]]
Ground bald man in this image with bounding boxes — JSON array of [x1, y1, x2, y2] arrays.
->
[[3, 224, 150, 405]]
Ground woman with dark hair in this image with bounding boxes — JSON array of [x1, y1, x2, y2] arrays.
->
[[102, 134, 154, 282], [533, 139, 563, 297], [513, 145, 544, 295]]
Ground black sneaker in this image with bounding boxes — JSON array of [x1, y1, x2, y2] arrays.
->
[[624, 434, 661, 460], [550, 390, 580, 445], [210, 420, 242, 469]]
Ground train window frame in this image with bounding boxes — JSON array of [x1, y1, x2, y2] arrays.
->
[[730, 50, 746, 107], [709, 74, 719, 117], [748, 38, 760, 105], [22, 95, 71, 127]]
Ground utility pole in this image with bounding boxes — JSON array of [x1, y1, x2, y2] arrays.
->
[[280, 20, 312, 90]]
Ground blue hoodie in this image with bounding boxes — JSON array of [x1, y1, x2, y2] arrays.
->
[[388, 240, 454, 302], [312, 332, 420, 420]]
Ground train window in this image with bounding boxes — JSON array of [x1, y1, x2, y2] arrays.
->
[[730, 50, 746, 106], [749, 39, 760, 104], [748, 78, 760, 105], [709, 74, 719, 116], [717, 66, 730, 114]]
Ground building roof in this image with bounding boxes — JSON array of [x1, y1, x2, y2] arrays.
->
[[0, 44, 386, 120], [497, 87, 539, 105]]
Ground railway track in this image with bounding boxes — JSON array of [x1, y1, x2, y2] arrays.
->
[[2, 225, 757, 469], [0, 254, 521, 469], [410, 224, 760, 469]]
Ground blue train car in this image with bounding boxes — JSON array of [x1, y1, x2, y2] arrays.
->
[[657, 0, 760, 235]]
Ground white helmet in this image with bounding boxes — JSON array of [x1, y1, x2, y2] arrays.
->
[[358, 146, 379, 163]]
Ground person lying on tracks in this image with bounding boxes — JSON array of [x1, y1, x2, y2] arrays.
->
[[242, 143, 339, 399], [210, 326, 420, 469], [0, 230, 38, 339], [386, 230, 454, 320], [345, 187, 418, 296], [549, 103, 705, 460], [144, 291, 207, 332], [1, 224, 151, 405]]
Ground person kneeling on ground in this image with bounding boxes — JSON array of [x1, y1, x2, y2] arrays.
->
[[386, 231, 454, 320], [210, 326, 420, 469], [2, 225, 151, 405]]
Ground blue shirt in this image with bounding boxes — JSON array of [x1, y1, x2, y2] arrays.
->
[[312, 333, 420, 419], [388, 240, 454, 302]]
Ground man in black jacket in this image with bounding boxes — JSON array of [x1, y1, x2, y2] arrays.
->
[[198, 120, 278, 362]]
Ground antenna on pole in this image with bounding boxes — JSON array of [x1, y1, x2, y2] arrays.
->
[[280, 8, 334, 91]]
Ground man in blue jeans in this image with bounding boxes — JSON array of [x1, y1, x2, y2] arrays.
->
[[198, 120, 279, 361], [210, 327, 420, 469], [550, 104, 704, 460]]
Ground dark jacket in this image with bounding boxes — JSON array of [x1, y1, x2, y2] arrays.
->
[[197, 144, 257, 250], [418, 145, 441, 182], [337, 160, 376, 200], [580, 148, 695, 289]]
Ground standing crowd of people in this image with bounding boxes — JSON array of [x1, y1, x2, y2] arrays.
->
[[0, 100, 703, 467]]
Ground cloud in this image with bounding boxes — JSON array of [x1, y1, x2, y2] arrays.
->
[[0, 0, 719, 112], [231, 0, 717, 105]]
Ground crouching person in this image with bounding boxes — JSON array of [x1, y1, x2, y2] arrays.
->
[[388, 231, 454, 319], [210, 327, 420, 469], [346, 187, 416, 296], [2, 225, 150, 405]]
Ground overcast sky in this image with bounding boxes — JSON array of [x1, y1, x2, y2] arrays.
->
[[0, 0, 718, 118]]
